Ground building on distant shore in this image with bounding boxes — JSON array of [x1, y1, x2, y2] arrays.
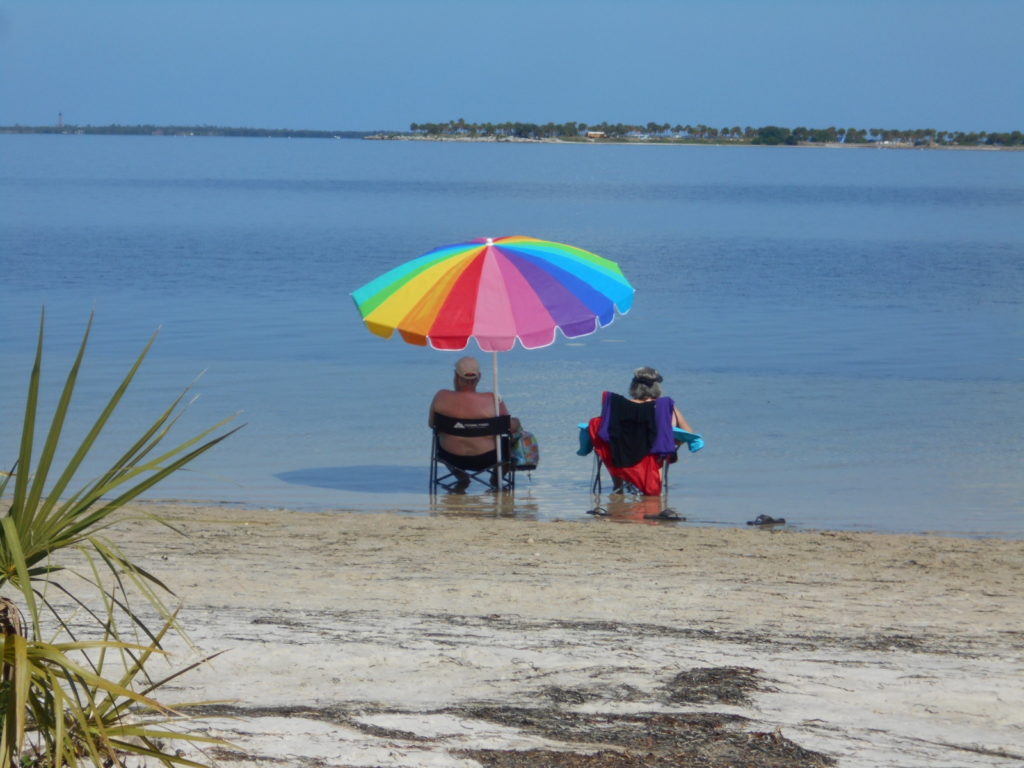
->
[[585, 131, 606, 139]]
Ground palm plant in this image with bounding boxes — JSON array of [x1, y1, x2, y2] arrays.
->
[[1, 312, 240, 767]]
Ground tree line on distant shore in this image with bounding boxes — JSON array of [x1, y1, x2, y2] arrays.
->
[[409, 119, 1023, 147]]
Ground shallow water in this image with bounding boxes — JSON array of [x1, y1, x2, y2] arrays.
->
[[2, 135, 1022, 535]]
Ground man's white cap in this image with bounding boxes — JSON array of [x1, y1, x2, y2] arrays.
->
[[455, 356, 481, 380]]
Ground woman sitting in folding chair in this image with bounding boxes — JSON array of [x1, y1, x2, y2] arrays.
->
[[429, 356, 521, 491], [588, 366, 695, 496]]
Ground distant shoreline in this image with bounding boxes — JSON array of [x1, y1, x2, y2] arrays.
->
[[0, 125, 374, 140], [366, 133, 1022, 151], [3, 125, 1020, 151]]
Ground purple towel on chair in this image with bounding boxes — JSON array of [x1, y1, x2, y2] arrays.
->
[[597, 392, 677, 467]]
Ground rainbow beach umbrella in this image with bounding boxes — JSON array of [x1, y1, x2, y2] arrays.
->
[[351, 235, 634, 352], [352, 236, 634, 464]]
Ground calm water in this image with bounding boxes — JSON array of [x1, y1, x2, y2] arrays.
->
[[2, 134, 1022, 536]]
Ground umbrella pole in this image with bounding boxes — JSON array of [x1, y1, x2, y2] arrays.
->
[[491, 351, 503, 466]]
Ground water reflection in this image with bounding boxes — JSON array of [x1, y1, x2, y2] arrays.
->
[[586, 494, 687, 525], [428, 489, 540, 520]]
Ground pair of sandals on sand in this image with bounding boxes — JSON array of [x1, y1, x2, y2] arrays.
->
[[586, 506, 685, 521], [586, 509, 787, 525]]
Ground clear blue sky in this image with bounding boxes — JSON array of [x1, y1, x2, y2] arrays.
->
[[1, 0, 1021, 133]]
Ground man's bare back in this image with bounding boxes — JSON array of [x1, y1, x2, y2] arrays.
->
[[428, 356, 519, 457], [429, 389, 512, 455]]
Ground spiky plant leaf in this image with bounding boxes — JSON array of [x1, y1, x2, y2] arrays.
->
[[1, 312, 240, 767]]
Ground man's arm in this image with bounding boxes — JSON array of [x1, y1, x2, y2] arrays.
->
[[428, 392, 440, 427], [499, 399, 522, 433]]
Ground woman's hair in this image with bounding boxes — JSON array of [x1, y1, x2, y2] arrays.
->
[[629, 366, 664, 400]]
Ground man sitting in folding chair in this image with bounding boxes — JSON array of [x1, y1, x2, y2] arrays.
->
[[585, 366, 700, 496], [429, 356, 521, 492]]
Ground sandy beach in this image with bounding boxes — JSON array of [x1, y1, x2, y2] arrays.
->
[[81, 502, 1023, 768]]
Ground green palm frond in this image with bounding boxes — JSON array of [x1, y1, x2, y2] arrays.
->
[[2, 631, 228, 767], [1, 311, 240, 767]]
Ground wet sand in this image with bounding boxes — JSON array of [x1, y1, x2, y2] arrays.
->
[[103, 503, 1022, 767]]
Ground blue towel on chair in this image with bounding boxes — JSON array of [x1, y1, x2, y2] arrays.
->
[[673, 428, 705, 452], [577, 423, 593, 456]]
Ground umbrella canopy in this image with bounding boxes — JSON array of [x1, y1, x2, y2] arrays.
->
[[351, 236, 634, 352]]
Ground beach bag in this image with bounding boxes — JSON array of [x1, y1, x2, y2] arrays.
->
[[511, 429, 540, 469]]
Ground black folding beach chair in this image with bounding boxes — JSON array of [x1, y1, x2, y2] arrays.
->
[[430, 413, 516, 493]]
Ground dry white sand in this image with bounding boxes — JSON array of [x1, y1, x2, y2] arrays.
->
[[100, 503, 1022, 768]]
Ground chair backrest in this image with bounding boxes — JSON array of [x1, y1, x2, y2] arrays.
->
[[599, 392, 677, 459], [432, 412, 512, 438], [430, 412, 516, 493]]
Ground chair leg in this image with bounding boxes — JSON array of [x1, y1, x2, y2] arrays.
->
[[431, 452, 470, 493], [431, 441, 517, 493]]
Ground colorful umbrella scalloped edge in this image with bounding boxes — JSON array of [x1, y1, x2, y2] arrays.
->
[[351, 235, 635, 353]]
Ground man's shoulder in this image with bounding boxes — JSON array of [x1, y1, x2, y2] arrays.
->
[[435, 390, 492, 403], [432, 390, 495, 416], [431, 389, 459, 409]]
